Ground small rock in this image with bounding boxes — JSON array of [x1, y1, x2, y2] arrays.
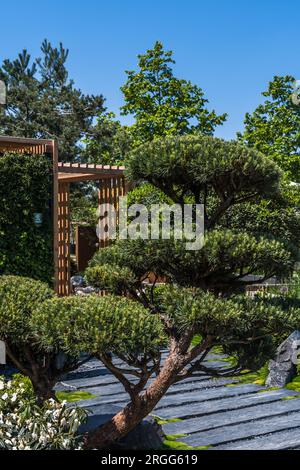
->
[[71, 275, 85, 288], [116, 417, 164, 450], [266, 330, 300, 387], [75, 286, 96, 295], [55, 381, 77, 392]]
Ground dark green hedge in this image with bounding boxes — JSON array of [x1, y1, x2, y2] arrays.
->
[[0, 153, 53, 284]]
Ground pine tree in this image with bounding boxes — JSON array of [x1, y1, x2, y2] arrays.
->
[[33, 135, 300, 449], [0, 40, 105, 161]]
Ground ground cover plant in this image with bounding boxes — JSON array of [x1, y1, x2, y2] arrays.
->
[[0, 375, 87, 450]]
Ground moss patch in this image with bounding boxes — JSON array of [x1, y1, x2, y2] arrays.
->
[[153, 415, 182, 425], [56, 390, 96, 402], [227, 363, 269, 387], [281, 395, 300, 401], [257, 386, 279, 393], [191, 335, 202, 347], [211, 345, 223, 355], [286, 375, 300, 393]]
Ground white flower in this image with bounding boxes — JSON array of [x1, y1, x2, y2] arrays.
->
[[11, 393, 17, 403], [62, 439, 70, 448]]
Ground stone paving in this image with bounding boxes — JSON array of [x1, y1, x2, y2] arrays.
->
[[58, 351, 300, 450]]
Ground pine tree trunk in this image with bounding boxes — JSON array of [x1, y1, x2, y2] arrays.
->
[[84, 351, 183, 449], [31, 376, 57, 403]]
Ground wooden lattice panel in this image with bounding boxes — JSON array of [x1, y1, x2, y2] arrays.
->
[[0, 138, 127, 296], [57, 182, 70, 296], [98, 175, 126, 248], [57, 173, 126, 295]]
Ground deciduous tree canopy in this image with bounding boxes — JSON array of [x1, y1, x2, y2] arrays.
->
[[239, 76, 300, 182]]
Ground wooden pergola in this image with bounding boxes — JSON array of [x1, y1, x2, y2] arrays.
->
[[0, 136, 126, 296]]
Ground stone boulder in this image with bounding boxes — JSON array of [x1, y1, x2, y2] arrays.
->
[[75, 286, 97, 295], [71, 275, 85, 288], [266, 330, 300, 387], [115, 417, 164, 450]]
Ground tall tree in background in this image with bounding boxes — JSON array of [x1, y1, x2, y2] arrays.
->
[[81, 112, 131, 165], [0, 40, 105, 161], [84, 41, 227, 163], [120, 41, 227, 146], [239, 76, 300, 182]]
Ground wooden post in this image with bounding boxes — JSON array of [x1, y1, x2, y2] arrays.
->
[[52, 140, 59, 295], [57, 181, 71, 295]]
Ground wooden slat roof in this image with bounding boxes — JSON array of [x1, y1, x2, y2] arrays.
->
[[0, 136, 53, 145], [0, 137, 125, 181], [0, 135, 54, 153], [58, 162, 125, 182]]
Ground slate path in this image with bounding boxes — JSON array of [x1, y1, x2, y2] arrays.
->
[[58, 352, 300, 450]]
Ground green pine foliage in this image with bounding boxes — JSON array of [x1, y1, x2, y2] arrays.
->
[[125, 135, 281, 206], [0, 276, 81, 401], [31, 294, 166, 359], [0, 275, 53, 343], [86, 134, 300, 375], [0, 40, 105, 161]]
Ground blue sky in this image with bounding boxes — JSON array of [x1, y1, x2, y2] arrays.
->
[[0, 0, 299, 139]]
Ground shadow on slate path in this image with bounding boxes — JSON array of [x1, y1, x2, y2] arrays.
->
[[57, 352, 300, 450]]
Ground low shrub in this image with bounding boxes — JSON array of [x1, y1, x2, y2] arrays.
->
[[0, 375, 87, 450], [85, 263, 137, 294], [0, 275, 81, 401]]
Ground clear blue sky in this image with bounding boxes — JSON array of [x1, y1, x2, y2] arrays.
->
[[1, 0, 299, 139]]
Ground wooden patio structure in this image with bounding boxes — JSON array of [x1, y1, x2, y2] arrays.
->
[[0, 136, 126, 296]]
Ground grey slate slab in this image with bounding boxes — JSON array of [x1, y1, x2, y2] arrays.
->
[[64, 373, 208, 393], [155, 384, 263, 411], [156, 388, 298, 419], [84, 377, 238, 404], [63, 374, 121, 389], [213, 427, 300, 450], [162, 394, 300, 435], [182, 409, 300, 447], [61, 354, 300, 449], [76, 383, 263, 409]]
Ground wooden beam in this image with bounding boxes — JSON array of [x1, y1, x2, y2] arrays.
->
[[58, 172, 123, 183], [52, 140, 59, 296], [0, 135, 53, 145], [58, 164, 125, 177]]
